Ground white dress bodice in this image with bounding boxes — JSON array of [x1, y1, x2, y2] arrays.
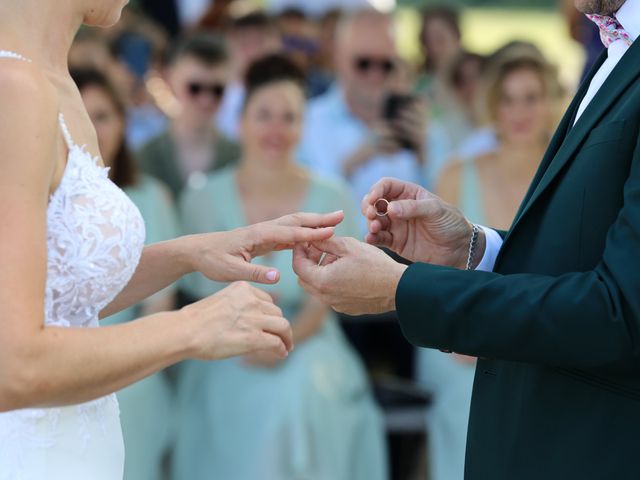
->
[[0, 51, 146, 479], [45, 116, 145, 328]]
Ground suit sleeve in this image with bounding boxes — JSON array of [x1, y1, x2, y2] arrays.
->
[[396, 137, 640, 369]]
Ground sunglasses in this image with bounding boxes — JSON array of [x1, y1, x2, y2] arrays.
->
[[353, 56, 395, 75], [187, 82, 226, 99]]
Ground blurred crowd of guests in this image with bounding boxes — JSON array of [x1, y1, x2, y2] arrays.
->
[[69, 1, 586, 479]]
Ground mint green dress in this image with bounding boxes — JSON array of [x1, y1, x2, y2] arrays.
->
[[417, 160, 485, 480], [102, 174, 180, 480], [173, 167, 389, 480]]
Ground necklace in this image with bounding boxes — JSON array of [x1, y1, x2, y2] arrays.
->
[[0, 50, 32, 62]]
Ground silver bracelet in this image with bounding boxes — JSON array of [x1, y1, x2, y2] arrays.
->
[[466, 224, 480, 271]]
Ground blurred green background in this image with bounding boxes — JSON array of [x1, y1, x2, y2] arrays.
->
[[396, 4, 583, 91], [400, 0, 556, 6]]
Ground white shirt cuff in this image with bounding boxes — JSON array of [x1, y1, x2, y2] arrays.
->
[[475, 226, 503, 272]]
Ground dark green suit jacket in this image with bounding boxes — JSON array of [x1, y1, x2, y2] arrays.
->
[[396, 41, 640, 479]]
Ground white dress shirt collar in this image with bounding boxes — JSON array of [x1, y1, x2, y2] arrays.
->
[[616, 0, 640, 43]]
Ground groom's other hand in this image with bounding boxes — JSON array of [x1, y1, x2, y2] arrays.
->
[[362, 178, 485, 269], [292, 237, 407, 315]]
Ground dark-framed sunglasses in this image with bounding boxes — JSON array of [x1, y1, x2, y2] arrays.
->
[[187, 82, 226, 99], [353, 56, 396, 75]]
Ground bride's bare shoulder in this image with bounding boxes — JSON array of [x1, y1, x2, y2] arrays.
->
[[0, 59, 60, 179], [0, 59, 58, 121]]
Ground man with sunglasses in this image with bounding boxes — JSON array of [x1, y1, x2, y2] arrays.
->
[[299, 9, 429, 230], [138, 32, 240, 200]]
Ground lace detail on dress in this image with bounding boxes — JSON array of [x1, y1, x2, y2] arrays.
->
[[0, 49, 146, 476], [44, 114, 145, 328]]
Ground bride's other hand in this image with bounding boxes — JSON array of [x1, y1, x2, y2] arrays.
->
[[181, 282, 293, 360], [182, 210, 345, 285]]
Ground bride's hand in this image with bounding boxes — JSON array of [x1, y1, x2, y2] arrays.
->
[[181, 282, 293, 360], [182, 211, 345, 284]]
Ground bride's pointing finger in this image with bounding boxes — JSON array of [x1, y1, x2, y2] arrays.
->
[[273, 210, 345, 229]]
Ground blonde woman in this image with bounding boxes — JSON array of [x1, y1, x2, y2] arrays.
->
[[437, 44, 563, 229]]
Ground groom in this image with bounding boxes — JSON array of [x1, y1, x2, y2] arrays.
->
[[294, 0, 640, 478]]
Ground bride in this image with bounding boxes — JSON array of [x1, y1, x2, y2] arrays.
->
[[0, 0, 342, 478]]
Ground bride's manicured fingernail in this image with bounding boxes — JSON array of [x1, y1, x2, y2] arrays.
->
[[266, 270, 278, 281]]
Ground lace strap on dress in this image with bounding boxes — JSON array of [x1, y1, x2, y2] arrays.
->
[[58, 113, 76, 151]]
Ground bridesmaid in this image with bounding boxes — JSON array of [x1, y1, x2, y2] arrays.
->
[[74, 68, 177, 480], [174, 54, 389, 480]]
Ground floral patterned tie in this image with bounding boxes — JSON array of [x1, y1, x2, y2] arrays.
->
[[586, 14, 633, 48]]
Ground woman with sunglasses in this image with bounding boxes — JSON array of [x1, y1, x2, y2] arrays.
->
[[173, 54, 388, 480], [0, 1, 341, 478], [137, 32, 240, 200]]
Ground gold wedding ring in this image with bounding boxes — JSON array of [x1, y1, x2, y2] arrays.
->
[[375, 198, 390, 217]]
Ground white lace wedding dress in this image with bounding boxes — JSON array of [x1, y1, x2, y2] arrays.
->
[[0, 51, 146, 479]]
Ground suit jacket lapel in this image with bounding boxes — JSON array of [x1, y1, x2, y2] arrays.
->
[[500, 41, 640, 253]]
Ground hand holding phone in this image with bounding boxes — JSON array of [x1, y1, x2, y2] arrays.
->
[[382, 93, 426, 154]]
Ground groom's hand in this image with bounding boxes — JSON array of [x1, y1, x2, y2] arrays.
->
[[362, 178, 485, 268], [183, 211, 345, 284], [293, 237, 407, 316]]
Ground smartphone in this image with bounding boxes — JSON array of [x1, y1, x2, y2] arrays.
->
[[382, 93, 419, 152]]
